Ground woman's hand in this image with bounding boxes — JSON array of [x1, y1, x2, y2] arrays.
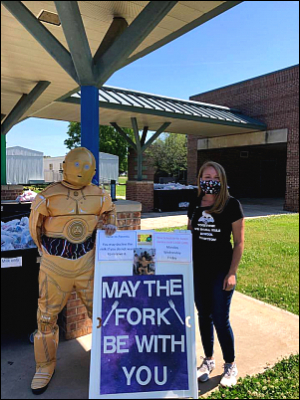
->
[[223, 273, 236, 291]]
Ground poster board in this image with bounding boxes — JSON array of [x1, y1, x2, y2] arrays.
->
[[89, 230, 197, 399]]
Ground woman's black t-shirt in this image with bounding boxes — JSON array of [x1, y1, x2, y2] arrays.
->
[[188, 195, 244, 274]]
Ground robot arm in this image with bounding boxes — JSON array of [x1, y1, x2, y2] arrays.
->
[[29, 194, 49, 251], [98, 190, 117, 235]]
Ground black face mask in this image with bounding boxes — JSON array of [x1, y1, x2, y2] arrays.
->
[[200, 180, 221, 194]]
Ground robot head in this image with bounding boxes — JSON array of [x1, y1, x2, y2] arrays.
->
[[63, 147, 96, 187]]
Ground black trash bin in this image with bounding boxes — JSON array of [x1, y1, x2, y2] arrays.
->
[[1, 202, 40, 336], [154, 188, 197, 212]]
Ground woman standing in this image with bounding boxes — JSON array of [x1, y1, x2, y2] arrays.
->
[[188, 161, 245, 387]]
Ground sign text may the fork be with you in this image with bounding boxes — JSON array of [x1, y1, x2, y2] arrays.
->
[[100, 275, 188, 395]]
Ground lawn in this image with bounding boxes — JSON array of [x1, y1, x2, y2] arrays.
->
[[156, 214, 299, 315], [103, 176, 127, 197], [118, 176, 128, 185], [234, 215, 299, 315], [117, 176, 127, 197], [23, 185, 47, 193], [203, 354, 299, 400]]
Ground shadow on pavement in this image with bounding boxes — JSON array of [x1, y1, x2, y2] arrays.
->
[[1, 330, 90, 399], [198, 374, 223, 397]]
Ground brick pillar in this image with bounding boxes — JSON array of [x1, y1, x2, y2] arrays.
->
[[126, 181, 154, 212], [128, 148, 155, 181], [60, 200, 142, 340], [284, 126, 299, 212], [187, 135, 198, 185], [1, 185, 24, 201]]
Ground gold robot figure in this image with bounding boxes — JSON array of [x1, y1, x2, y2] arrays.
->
[[29, 147, 117, 394]]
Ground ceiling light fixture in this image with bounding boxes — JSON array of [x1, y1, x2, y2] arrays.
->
[[37, 10, 61, 26]]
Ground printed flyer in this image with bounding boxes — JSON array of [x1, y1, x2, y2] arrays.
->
[[89, 230, 197, 399]]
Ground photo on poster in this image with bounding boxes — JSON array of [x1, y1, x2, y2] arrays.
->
[[133, 248, 156, 275], [137, 233, 153, 246]]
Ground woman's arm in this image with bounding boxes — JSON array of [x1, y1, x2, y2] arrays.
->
[[223, 218, 245, 291], [187, 218, 193, 231]]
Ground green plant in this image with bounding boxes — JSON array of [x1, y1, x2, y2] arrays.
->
[[202, 354, 299, 399]]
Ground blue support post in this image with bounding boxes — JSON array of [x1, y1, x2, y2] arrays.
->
[[81, 86, 99, 185], [1, 134, 7, 185]]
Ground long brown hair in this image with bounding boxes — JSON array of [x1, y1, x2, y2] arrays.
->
[[197, 161, 230, 214]]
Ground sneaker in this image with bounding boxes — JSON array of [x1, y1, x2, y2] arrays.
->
[[220, 363, 238, 387], [197, 357, 216, 382]]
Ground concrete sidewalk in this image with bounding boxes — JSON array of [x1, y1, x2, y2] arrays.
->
[[1, 291, 299, 399], [141, 198, 293, 230]]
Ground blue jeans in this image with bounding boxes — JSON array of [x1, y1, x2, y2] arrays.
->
[[194, 270, 236, 363]]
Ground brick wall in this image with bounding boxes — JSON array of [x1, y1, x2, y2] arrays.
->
[[126, 181, 154, 212], [60, 292, 93, 340], [188, 65, 299, 211], [60, 206, 142, 340], [187, 137, 198, 185], [117, 210, 141, 230], [128, 148, 155, 181], [1, 185, 24, 201]]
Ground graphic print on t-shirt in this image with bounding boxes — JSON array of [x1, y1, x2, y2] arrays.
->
[[198, 211, 215, 225], [195, 210, 220, 242]]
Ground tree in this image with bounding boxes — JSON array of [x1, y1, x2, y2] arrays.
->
[[64, 122, 134, 173], [147, 133, 187, 177]]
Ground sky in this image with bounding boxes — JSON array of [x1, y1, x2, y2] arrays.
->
[[5, 0, 299, 156]]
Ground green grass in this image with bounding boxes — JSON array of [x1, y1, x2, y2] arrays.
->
[[117, 176, 127, 197], [236, 215, 299, 315], [103, 176, 127, 198], [118, 176, 128, 185], [23, 185, 47, 193], [203, 354, 299, 399], [156, 214, 299, 315]]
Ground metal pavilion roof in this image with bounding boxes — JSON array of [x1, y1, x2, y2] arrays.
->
[[48, 85, 266, 136], [1, 1, 243, 130], [97, 86, 265, 128]]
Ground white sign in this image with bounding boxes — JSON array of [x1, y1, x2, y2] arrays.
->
[[98, 231, 137, 261], [1, 257, 22, 268], [90, 230, 197, 399], [155, 233, 191, 263]]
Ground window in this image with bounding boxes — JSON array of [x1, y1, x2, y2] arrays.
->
[[49, 164, 53, 170]]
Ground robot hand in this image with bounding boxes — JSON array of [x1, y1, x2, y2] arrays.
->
[[103, 224, 117, 236]]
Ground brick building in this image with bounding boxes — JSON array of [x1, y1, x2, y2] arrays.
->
[[188, 65, 299, 212]]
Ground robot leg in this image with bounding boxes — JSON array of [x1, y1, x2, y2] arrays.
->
[[75, 254, 95, 320], [32, 267, 73, 394]]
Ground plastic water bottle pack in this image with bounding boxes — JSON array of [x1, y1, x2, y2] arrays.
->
[[1, 217, 37, 251]]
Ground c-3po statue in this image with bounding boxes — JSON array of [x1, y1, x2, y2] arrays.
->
[[29, 147, 117, 394]]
